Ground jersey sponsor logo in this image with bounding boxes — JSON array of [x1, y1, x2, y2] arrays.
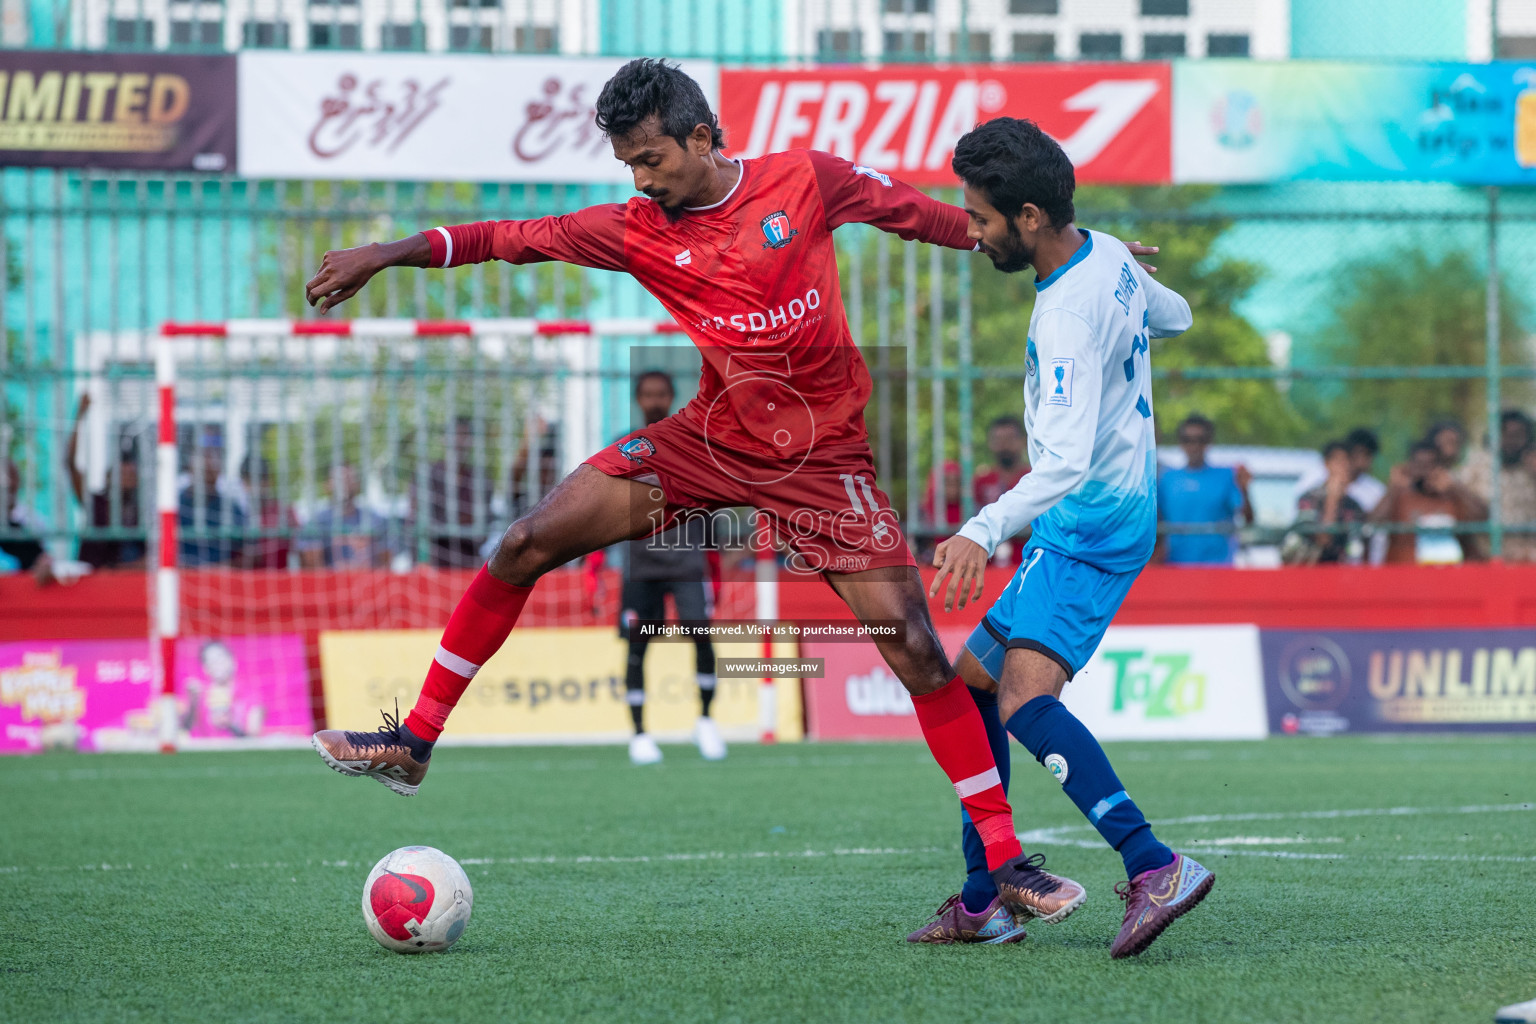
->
[[1047, 358, 1074, 407], [675, 248, 692, 267], [696, 286, 822, 334], [760, 210, 799, 249], [1025, 339, 1038, 377], [619, 436, 656, 462], [852, 164, 892, 186]]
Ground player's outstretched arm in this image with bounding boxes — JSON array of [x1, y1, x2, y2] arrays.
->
[[305, 205, 629, 315], [305, 234, 431, 314]]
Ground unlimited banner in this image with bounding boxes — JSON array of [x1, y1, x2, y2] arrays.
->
[[1174, 60, 1536, 184], [803, 623, 1265, 740], [1264, 628, 1536, 735], [319, 628, 802, 742], [238, 53, 718, 182], [0, 51, 235, 170], [0, 635, 311, 753], [717, 64, 1171, 186]]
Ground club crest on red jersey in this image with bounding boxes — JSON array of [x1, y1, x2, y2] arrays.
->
[[760, 210, 798, 250], [619, 435, 656, 462]]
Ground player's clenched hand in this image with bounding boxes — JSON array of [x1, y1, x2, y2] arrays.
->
[[305, 245, 384, 314], [929, 535, 988, 612]]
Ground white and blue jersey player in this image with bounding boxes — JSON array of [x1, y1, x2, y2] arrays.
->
[[912, 117, 1215, 958], [955, 228, 1190, 675]]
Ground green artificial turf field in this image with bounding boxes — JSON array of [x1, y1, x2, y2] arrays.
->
[[3, 736, 1533, 1023]]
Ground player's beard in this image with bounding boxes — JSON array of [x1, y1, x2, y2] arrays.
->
[[984, 221, 1034, 274]]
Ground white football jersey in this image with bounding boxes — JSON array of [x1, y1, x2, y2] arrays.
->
[[957, 230, 1193, 573]]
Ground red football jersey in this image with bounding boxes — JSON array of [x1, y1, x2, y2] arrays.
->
[[425, 149, 971, 462]]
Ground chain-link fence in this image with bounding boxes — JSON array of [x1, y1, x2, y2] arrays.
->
[[4, 167, 1536, 572]]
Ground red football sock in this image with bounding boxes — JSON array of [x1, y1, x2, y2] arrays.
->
[[911, 675, 1022, 871], [404, 566, 532, 741]]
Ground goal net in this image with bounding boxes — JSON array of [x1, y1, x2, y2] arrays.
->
[[76, 320, 766, 746]]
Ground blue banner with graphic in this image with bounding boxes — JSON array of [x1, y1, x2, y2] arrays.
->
[[1262, 628, 1536, 736], [1174, 61, 1536, 184]]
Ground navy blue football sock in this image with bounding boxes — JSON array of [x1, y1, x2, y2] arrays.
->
[[1005, 694, 1173, 881], [959, 686, 1011, 913]]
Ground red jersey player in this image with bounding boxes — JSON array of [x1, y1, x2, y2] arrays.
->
[[308, 58, 1075, 935]]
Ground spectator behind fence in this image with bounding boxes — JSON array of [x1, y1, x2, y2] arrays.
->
[[179, 436, 246, 567], [427, 416, 496, 569], [64, 394, 145, 570], [1373, 441, 1486, 565], [1294, 427, 1386, 514], [1457, 409, 1536, 562], [300, 465, 392, 569], [1427, 419, 1467, 471], [1156, 413, 1252, 565], [1284, 441, 1369, 565], [238, 456, 296, 569], [0, 461, 55, 584], [972, 414, 1030, 563]]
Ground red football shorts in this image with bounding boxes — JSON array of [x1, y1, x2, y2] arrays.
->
[[585, 413, 915, 576]]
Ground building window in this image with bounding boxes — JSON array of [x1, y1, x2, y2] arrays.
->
[[449, 24, 494, 51], [309, 22, 360, 48], [1500, 35, 1536, 57], [513, 25, 557, 53], [170, 19, 222, 47], [883, 30, 931, 58], [949, 30, 990, 58], [1206, 33, 1250, 57], [1078, 32, 1122, 60], [1011, 32, 1055, 59], [1010, 0, 1057, 13], [109, 17, 155, 47], [883, 0, 932, 11], [1142, 33, 1185, 58], [816, 29, 863, 62], [380, 22, 424, 50], [1140, 0, 1188, 14], [243, 20, 290, 47]]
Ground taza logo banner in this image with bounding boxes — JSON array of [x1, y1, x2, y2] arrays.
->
[[1064, 624, 1267, 740], [718, 64, 1171, 186]]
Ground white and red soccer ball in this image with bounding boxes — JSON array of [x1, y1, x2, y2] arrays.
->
[[362, 846, 473, 953]]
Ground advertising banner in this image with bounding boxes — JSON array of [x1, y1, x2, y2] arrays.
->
[[238, 53, 717, 182], [0, 635, 311, 754], [1174, 60, 1536, 184], [1263, 628, 1536, 735], [319, 628, 801, 743], [804, 624, 1266, 741], [717, 63, 1171, 186], [0, 51, 235, 170]]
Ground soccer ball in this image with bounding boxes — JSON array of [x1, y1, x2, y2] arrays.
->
[[361, 846, 474, 953]]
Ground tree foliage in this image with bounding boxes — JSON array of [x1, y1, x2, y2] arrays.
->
[[1302, 246, 1528, 458]]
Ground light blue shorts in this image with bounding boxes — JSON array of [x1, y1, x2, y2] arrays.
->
[[962, 545, 1141, 682]]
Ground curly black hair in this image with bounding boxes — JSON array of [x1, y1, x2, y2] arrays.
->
[[594, 58, 724, 150], [951, 117, 1075, 228]]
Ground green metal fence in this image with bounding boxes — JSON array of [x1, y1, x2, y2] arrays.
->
[[4, 167, 1536, 570]]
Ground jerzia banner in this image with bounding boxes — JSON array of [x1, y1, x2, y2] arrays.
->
[[0, 51, 235, 170], [1263, 628, 1536, 735]]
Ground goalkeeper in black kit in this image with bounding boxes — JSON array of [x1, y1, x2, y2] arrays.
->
[[585, 370, 725, 765]]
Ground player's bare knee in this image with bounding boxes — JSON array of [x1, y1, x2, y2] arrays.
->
[[488, 520, 548, 586], [886, 638, 953, 696]]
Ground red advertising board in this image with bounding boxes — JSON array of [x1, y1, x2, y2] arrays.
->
[[718, 64, 1171, 186]]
